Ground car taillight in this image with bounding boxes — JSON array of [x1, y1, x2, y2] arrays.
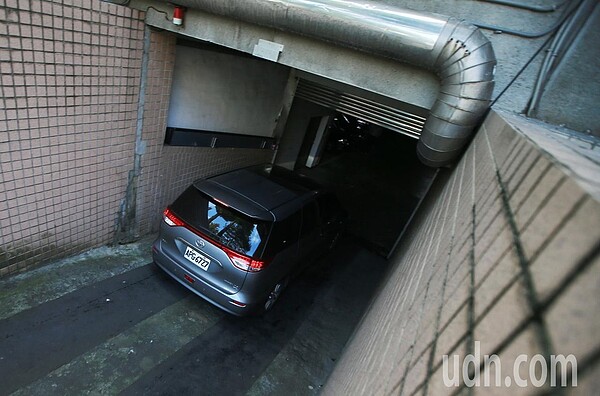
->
[[162, 207, 268, 272], [163, 208, 185, 227], [223, 246, 268, 272]]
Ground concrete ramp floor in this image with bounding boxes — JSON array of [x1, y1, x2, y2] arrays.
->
[[0, 235, 388, 395]]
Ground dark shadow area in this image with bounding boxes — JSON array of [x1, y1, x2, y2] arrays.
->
[[298, 113, 436, 255]]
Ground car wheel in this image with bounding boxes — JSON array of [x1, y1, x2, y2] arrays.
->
[[264, 277, 288, 312]]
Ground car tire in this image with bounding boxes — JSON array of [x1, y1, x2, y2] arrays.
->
[[263, 277, 289, 312]]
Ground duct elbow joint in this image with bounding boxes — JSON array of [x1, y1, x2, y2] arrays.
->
[[418, 19, 497, 167]]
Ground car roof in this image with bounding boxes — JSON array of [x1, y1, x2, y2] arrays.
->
[[193, 164, 322, 221]]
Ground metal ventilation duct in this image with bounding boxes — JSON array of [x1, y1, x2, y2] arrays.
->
[[157, 0, 497, 167]]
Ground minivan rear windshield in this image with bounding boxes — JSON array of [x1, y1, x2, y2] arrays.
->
[[170, 186, 271, 258]]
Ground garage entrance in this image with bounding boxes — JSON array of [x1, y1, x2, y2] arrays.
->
[[299, 115, 436, 255], [276, 78, 437, 255]]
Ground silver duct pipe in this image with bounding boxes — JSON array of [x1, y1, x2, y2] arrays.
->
[[159, 0, 497, 167]]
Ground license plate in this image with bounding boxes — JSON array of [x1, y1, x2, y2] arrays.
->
[[184, 246, 211, 271]]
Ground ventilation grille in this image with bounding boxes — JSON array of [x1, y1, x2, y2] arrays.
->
[[295, 79, 425, 139]]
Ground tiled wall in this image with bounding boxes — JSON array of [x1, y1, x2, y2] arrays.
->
[[0, 0, 145, 276], [134, 28, 175, 239], [132, 30, 274, 237], [324, 110, 600, 394], [0, 1, 274, 276]]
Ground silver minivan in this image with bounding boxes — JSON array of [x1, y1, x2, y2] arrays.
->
[[152, 164, 346, 315]]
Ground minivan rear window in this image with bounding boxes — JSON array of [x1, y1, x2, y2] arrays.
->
[[170, 186, 271, 257]]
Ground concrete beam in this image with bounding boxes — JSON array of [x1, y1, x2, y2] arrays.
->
[[132, 0, 439, 111]]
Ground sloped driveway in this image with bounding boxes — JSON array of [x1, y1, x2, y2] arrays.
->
[[0, 235, 387, 395]]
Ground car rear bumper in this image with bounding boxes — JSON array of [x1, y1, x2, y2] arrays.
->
[[152, 239, 261, 316]]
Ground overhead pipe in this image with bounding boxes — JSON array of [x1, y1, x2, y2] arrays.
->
[[526, 0, 592, 117], [473, 0, 581, 38], [148, 0, 497, 167]]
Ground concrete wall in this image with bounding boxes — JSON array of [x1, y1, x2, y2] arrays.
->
[[535, 4, 600, 135], [274, 97, 333, 170], [167, 44, 290, 137], [324, 109, 600, 394], [138, 0, 439, 113]]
